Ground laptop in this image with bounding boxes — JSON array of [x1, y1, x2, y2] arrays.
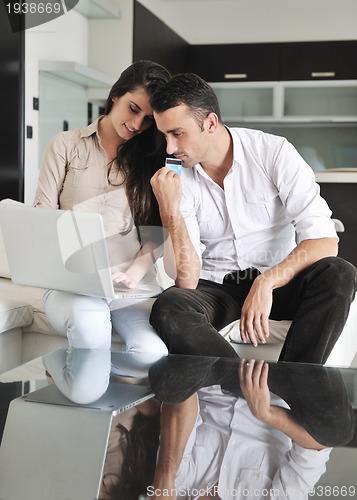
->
[[0, 382, 154, 500], [0, 202, 160, 300], [25, 381, 154, 414]]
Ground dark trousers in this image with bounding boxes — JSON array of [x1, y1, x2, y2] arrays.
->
[[150, 257, 357, 364], [149, 355, 356, 447]]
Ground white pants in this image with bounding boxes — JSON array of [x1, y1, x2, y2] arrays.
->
[[43, 348, 111, 404], [43, 289, 168, 354], [42, 349, 166, 404]]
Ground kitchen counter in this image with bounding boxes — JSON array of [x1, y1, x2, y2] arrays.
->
[[315, 170, 357, 183]]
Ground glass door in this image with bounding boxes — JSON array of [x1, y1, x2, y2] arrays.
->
[[282, 81, 357, 122], [211, 82, 278, 124]]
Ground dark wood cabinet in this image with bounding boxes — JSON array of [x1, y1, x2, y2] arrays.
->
[[319, 183, 357, 267], [188, 43, 280, 82], [133, 1, 357, 84], [280, 41, 357, 81], [133, 3, 357, 84], [187, 40, 357, 83]]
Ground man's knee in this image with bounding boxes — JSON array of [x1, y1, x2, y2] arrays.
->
[[315, 256, 357, 296], [150, 287, 192, 329]]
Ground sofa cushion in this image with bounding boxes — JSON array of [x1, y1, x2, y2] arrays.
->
[[0, 198, 26, 279], [0, 297, 33, 335], [0, 278, 58, 335], [0, 226, 11, 279], [220, 319, 291, 344]]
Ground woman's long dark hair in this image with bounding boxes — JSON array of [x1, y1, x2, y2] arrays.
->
[[106, 60, 171, 229], [103, 411, 160, 500]]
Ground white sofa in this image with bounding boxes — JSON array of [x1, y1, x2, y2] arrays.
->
[[0, 221, 356, 374]]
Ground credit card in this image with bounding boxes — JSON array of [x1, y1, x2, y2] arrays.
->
[[165, 157, 183, 176]]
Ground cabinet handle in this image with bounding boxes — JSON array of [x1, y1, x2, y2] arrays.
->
[[224, 73, 248, 79], [311, 72, 336, 78]]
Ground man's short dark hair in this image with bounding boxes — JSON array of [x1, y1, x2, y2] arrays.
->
[[151, 73, 222, 129]]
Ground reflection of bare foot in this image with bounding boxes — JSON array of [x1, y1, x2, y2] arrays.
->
[[45, 370, 53, 385]]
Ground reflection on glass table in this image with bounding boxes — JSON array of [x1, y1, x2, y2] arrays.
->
[[1, 350, 357, 500], [149, 355, 357, 500], [41, 348, 165, 499], [43, 350, 357, 499], [0, 349, 165, 500]]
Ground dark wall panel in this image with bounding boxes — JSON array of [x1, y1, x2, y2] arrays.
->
[[0, 3, 25, 201], [319, 183, 357, 268], [133, 1, 190, 75]]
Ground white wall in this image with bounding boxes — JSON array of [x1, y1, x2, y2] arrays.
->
[[24, 10, 89, 204], [89, 0, 134, 82], [139, 0, 357, 44], [24, 0, 134, 205]]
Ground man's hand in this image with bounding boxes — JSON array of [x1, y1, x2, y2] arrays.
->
[[150, 167, 182, 225], [239, 359, 271, 422], [239, 275, 273, 346], [239, 359, 329, 450], [151, 168, 201, 288], [239, 237, 338, 347]]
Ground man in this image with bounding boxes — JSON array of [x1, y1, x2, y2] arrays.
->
[[150, 73, 357, 364], [149, 359, 352, 500]]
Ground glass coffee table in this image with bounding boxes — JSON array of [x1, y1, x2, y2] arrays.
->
[[0, 356, 49, 443], [0, 350, 356, 500], [0, 349, 159, 500]]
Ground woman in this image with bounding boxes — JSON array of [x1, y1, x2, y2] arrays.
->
[[34, 60, 170, 357]]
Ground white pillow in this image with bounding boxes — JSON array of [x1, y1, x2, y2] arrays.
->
[[221, 319, 292, 344]]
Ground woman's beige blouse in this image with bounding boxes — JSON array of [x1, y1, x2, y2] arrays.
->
[[34, 118, 156, 282]]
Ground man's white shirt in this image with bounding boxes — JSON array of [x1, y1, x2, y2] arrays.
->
[[180, 127, 337, 283], [174, 386, 331, 500]]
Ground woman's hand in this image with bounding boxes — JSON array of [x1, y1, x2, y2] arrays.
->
[[111, 241, 160, 288], [111, 270, 138, 289]]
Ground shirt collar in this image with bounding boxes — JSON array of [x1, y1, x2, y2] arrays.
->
[[79, 116, 102, 139], [226, 126, 244, 167], [193, 125, 243, 178]]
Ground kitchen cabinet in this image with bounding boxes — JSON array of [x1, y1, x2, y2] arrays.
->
[[211, 82, 278, 122], [211, 80, 357, 123], [189, 40, 357, 83], [283, 81, 357, 120], [188, 43, 280, 82], [280, 41, 357, 81], [210, 79, 357, 172], [257, 123, 357, 171]]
